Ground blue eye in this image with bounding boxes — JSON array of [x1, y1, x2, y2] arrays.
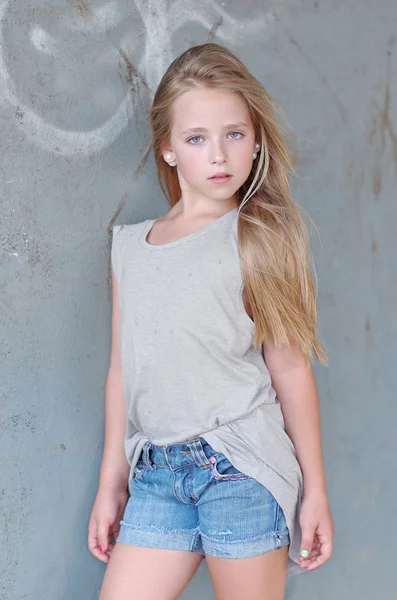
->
[[228, 131, 243, 139], [187, 132, 244, 143], [188, 136, 203, 144]]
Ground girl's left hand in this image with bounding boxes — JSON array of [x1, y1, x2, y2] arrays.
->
[[298, 490, 334, 571]]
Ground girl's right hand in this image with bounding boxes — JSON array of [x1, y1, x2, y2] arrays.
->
[[88, 485, 128, 563]]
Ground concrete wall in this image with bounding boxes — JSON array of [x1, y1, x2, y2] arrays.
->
[[1, 1, 396, 598]]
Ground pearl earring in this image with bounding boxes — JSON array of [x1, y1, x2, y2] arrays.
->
[[253, 142, 260, 160], [164, 153, 177, 167]]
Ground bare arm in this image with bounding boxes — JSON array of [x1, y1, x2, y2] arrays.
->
[[263, 340, 326, 493], [263, 340, 334, 570], [98, 266, 130, 492]]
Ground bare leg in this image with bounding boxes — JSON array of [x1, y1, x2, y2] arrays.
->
[[205, 546, 289, 600], [99, 543, 204, 600]]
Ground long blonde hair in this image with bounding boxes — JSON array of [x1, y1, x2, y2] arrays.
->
[[149, 43, 327, 365]]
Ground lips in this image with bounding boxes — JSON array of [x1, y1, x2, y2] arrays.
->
[[208, 173, 233, 184], [209, 173, 231, 179]]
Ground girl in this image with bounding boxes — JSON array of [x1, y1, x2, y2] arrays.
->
[[88, 43, 334, 600]]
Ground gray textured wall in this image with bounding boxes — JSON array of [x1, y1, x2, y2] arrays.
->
[[1, 1, 396, 598]]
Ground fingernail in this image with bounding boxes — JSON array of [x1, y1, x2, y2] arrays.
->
[[99, 545, 105, 553], [301, 549, 310, 558]]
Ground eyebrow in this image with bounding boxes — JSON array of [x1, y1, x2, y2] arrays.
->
[[180, 121, 249, 136]]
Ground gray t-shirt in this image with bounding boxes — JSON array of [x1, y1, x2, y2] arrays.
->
[[111, 207, 304, 575]]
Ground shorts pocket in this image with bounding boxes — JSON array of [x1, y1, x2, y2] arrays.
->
[[208, 453, 251, 481]]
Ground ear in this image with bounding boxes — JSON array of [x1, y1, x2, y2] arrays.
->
[[160, 139, 173, 157]]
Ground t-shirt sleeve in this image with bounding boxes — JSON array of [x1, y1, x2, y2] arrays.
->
[[111, 224, 123, 282]]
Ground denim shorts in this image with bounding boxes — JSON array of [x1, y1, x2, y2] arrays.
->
[[116, 437, 290, 559]]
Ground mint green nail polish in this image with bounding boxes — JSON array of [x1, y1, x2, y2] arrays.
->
[[301, 549, 309, 558]]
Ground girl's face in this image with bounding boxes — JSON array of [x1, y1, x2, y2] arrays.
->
[[163, 88, 258, 204]]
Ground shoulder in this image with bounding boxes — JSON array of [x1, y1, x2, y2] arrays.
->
[[112, 220, 147, 239], [111, 220, 148, 278], [112, 220, 148, 248], [228, 209, 240, 249]]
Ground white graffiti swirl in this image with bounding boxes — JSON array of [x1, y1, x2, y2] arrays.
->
[[0, 0, 274, 157]]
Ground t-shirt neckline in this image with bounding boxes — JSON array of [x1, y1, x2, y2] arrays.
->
[[139, 207, 238, 250]]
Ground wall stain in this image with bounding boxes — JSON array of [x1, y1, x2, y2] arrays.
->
[[368, 113, 376, 146], [73, 0, 91, 19], [107, 196, 126, 233], [207, 16, 223, 42], [15, 105, 24, 119], [1, 228, 53, 276], [347, 163, 365, 220], [368, 40, 396, 198], [365, 317, 373, 356], [117, 48, 153, 174], [118, 48, 151, 106], [288, 36, 349, 125], [379, 48, 397, 163], [0, 412, 36, 434], [134, 140, 152, 178], [372, 165, 382, 197], [106, 195, 127, 300], [360, 548, 375, 565]]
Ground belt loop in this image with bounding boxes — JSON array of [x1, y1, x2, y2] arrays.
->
[[191, 438, 210, 467]]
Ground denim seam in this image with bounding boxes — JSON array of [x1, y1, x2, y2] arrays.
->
[[119, 521, 200, 535], [171, 470, 193, 505], [171, 462, 197, 470], [199, 530, 284, 545], [274, 499, 280, 532], [133, 465, 149, 481], [209, 456, 251, 481], [190, 441, 211, 468], [188, 467, 199, 502]]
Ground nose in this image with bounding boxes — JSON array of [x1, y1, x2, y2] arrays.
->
[[209, 139, 226, 165]]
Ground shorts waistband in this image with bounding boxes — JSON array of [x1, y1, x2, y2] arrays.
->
[[140, 437, 219, 471]]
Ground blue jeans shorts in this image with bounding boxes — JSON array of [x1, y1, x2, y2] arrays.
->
[[116, 436, 290, 559]]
